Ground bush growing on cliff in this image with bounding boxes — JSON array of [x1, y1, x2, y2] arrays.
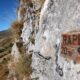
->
[[21, 0, 30, 3], [11, 21, 23, 39], [20, 7, 26, 16], [20, 0, 33, 7]]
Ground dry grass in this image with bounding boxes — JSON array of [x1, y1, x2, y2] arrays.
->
[[20, 7, 26, 15], [11, 21, 23, 39], [20, 0, 33, 7], [40, 0, 45, 5], [0, 29, 13, 80], [14, 40, 32, 79], [0, 63, 9, 80], [15, 54, 32, 77], [20, 0, 31, 4]]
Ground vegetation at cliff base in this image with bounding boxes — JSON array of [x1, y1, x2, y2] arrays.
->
[[15, 54, 32, 77]]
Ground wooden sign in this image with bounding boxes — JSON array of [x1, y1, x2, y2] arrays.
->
[[61, 32, 80, 63]]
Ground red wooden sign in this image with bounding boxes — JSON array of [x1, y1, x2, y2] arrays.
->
[[61, 33, 80, 63]]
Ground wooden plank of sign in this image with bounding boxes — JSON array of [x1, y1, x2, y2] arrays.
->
[[61, 33, 80, 63], [62, 34, 80, 45]]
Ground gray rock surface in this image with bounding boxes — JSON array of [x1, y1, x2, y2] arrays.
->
[[12, 0, 80, 80], [31, 0, 80, 80]]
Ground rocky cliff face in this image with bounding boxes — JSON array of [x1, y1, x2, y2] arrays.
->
[[10, 0, 80, 80]]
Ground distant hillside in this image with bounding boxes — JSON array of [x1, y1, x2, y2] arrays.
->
[[0, 29, 13, 80], [0, 29, 12, 39], [0, 29, 13, 56]]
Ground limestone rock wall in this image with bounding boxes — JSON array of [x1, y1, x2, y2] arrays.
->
[[11, 0, 80, 80], [32, 0, 80, 80]]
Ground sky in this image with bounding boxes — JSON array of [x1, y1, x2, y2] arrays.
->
[[0, 0, 19, 31]]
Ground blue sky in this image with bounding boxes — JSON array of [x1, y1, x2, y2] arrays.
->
[[0, 0, 19, 31]]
